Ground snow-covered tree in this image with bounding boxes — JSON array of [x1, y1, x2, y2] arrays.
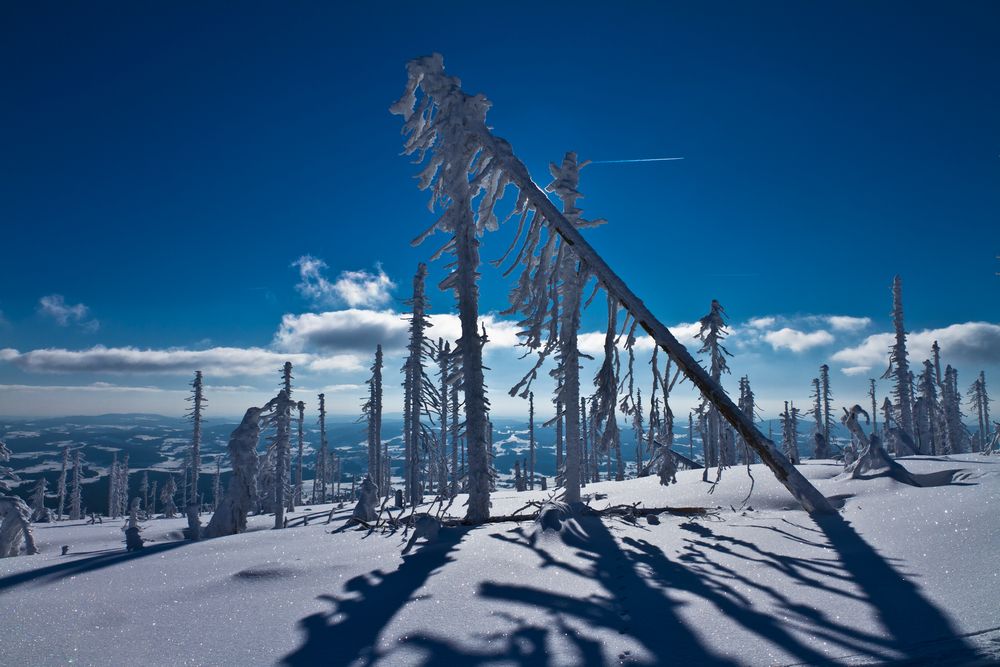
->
[[868, 379, 879, 440], [160, 475, 177, 519], [70, 449, 83, 521], [362, 346, 384, 495], [820, 364, 834, 448], [295, 400, 305, 506], [781, 401, 801, 465], [0, 495, 38, 557], [528, 392, 536, 490], [968, 371, 991, 452], [391, 54, 833, 515], [187, 370, 206, 511], [56, 446, 69, 521], [314, 393, 328, 504], [915, 359, 944, 455], [882, 276, 916, 442], [402, 263, 437, 507], [211, 457, 222, 512], [592, 294, 623, 481], [0, 440, 19, 494], [205, 402, 274, 538], [941, 366, 971, 454], [696, 300, 733, 472], [118, 453, 129, 518], [30, 476, 48, 522], [124, 497, 144, 551], [139, 471, 149, 518], [809, 377, 830, 458], [266, 362, 295, 529], [436, 338, 451, 497], [393, 55, 506, 521], [736, 377, 758, 464], [149, 479, 157, 517], [108, 451, 119, 519]]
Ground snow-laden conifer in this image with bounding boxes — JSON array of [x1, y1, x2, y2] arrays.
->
[[187, 370, 205, 512], [882, 276, 916, 442], [362, 347, 384, 495], [70, 449, 83, 520], [56, 445, 69, 521], [160, 475, 177, 519], [30, 476, 48, 522]]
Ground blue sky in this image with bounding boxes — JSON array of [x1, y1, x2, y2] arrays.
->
[[1, 2, 997, 420]]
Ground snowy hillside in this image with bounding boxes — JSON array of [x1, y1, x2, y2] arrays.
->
[[3, 454, 999, 666]]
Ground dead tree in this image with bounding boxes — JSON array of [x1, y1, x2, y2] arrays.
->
[[391, 54, 834, 514]]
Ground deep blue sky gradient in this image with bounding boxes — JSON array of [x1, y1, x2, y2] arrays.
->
[[1, 2, 998, 416]]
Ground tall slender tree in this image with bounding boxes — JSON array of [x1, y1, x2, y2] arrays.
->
[[56, 445, 69, 521], [295, 401, 305, 505], [402, 263, 436, 507], [267, 362, 294, 528], [187, 370, 205, 511], [883, 276, 915, 441], [528, 392, 536, 490], [696, 300, 732, 471], [108, 451, 119, 519], [69, 449, 83, 520], [315, 393, 328, 503], [363, 347, 384, 493], [393, 56, 498, 521]]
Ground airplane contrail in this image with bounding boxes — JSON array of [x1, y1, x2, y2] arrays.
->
[[588, 156, 685, 164]]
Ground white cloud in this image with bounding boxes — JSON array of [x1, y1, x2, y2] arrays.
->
[[762, 328, 835, 353], [274, 308, 520, 357], [827, 315, 872, 332], [38, 294, 99, 332], [577, 322, 697, 356], [832, 321, 1000, 368], [840, 366, 872, 377], [747, 317, 776, 329], [0, 345, 332, 376], [292, 256, 395, 308]]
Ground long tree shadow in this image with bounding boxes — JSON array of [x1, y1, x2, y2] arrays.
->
[[811, 513, 980, 663], [476, 515, 740, 665], [281, 526, 467, 666], [0, 540, 188, 592]]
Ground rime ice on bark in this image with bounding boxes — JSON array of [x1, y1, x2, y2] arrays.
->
[[205, 403, 274, 538], [0, 495, 38, 557]]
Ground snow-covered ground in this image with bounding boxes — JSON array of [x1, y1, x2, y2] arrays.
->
[[3, 455, 999, 666]]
